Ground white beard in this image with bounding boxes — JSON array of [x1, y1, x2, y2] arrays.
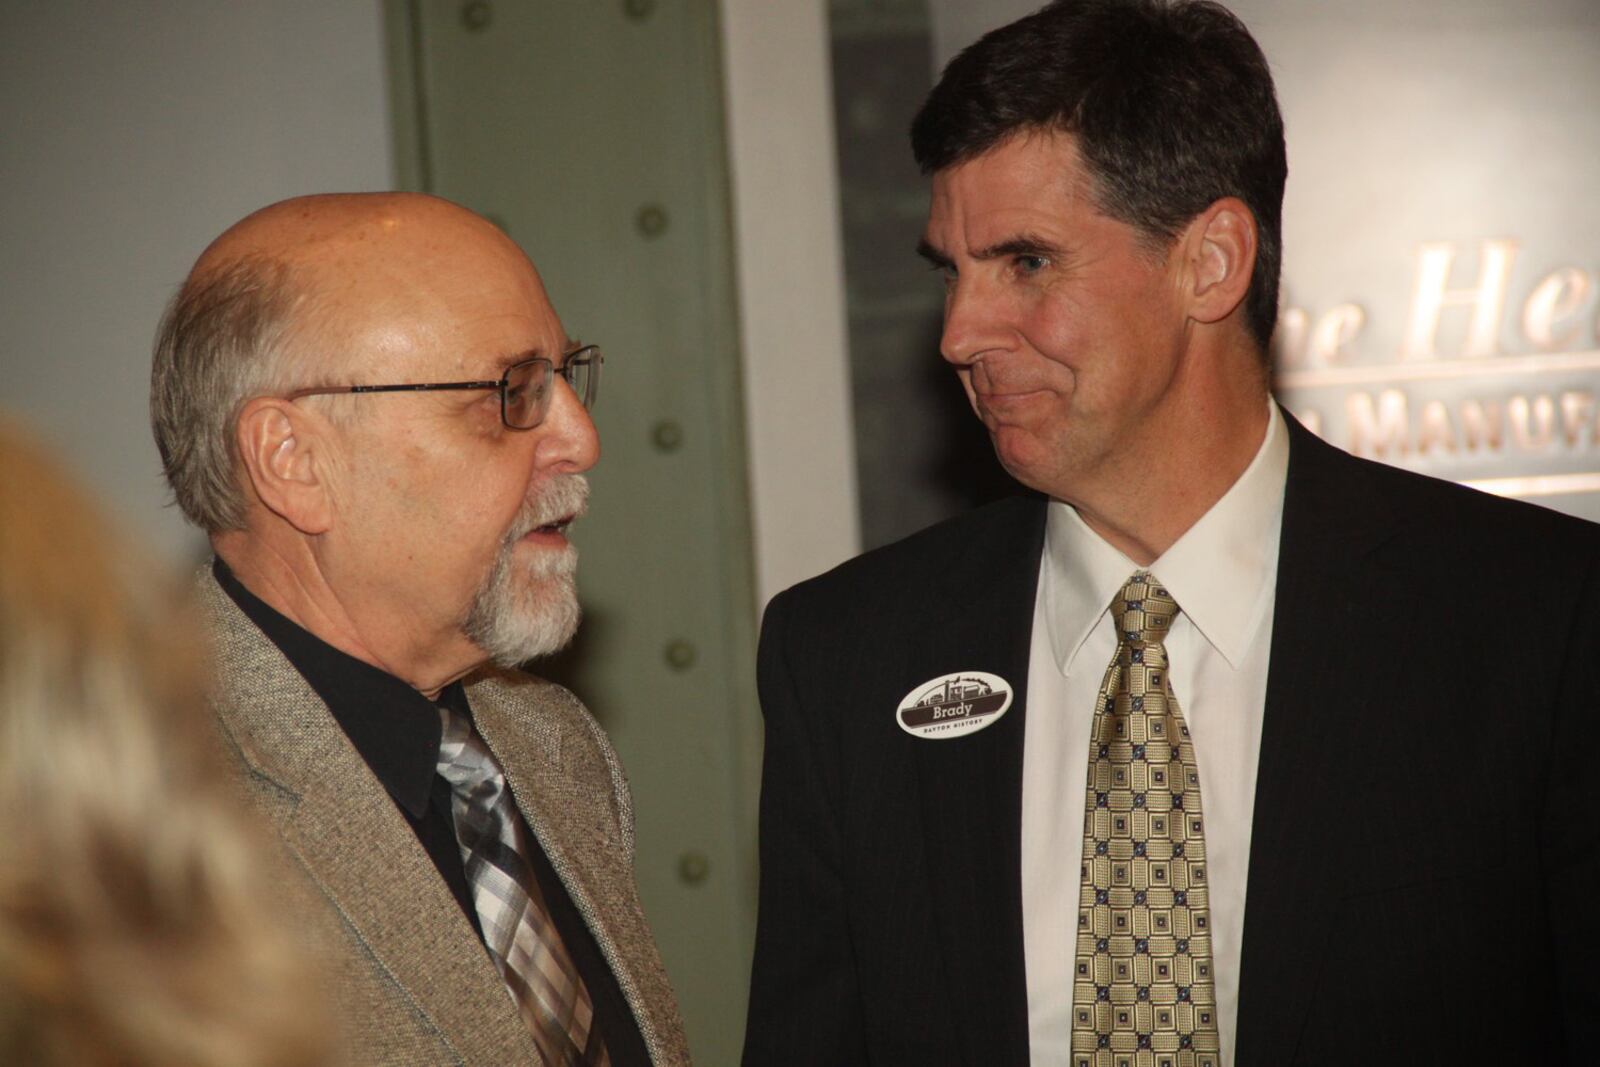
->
[[462, 474, 587, 667]]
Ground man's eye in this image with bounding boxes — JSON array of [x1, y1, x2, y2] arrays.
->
[[1016, 254, 1048, 274]]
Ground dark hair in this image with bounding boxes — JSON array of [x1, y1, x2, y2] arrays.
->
[[912, 0, 1287, 355]]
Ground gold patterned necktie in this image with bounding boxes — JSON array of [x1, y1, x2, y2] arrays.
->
[[1071, 574, 1220, 1067]]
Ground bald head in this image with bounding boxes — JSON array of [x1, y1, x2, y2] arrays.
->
[[194, 192, 511, 287], [204, 193, 549, 385], [151, 193, 555, 533]]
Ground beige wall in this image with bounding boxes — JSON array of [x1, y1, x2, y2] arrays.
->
[[720, 1, 862, 604], [0, 1, 394, 564]]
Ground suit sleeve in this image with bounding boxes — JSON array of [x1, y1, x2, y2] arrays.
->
[[1545, 548, 1600, 1058], [742, 590, 868, 1065]]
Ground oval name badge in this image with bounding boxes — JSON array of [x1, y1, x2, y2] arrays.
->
[[896, 670, 1013, 740]]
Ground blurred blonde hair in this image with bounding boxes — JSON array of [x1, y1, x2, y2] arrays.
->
[[0, 419, 328, 1066]]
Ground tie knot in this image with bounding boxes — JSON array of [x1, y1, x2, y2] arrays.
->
[[436, 706, 502, 797], [1110, 573, 1179, 648]]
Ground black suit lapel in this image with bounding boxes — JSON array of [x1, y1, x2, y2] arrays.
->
[[1234, 416, 1403, 1067], [907, 498, 1046, 1066]]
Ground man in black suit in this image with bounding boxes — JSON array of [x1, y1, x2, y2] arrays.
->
[[742, 2, 1600, 1064]]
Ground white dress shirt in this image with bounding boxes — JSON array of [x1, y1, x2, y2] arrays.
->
[[1022, 402, 1289, 1067]]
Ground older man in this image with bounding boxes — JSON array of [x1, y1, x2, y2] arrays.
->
[[743, 2, 1600, 1065], [151, 193, 688, 1065]]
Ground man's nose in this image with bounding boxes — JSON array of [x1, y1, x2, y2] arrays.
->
[[533, 377, 600, 473], [939, 275, 1008, 369]]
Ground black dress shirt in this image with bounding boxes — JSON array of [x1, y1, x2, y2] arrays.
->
[[215, 560, 648, 1066]]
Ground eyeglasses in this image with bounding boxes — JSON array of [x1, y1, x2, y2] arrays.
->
[[285, 344, 601, 430]]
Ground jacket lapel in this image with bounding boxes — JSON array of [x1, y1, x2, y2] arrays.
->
[[908, 498, 1046, 1066], [198, 575, 539, 1063], [1233, 417, 1403, 1066], [471, 674, 686, 1065], [283, 748, 541, 1062]]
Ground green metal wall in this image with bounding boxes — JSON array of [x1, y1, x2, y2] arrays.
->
[[386, 3, 759, 1060]]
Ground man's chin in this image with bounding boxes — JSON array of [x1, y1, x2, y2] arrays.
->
[[464, 568, 582, 668], [512, 578, 580, 660]]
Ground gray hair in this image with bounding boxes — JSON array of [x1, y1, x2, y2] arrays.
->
[[149, 257, 305, 532]]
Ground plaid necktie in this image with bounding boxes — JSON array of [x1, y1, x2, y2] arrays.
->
[[1071, 573, 1220, 1067], [437, 707, 607, 1066]]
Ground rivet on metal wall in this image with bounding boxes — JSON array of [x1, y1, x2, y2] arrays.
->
[[651, 420, 684, 452], [623, 0, 657, 20], [460, 2, 492, 31], [677, 851, 710, 886], [664, 639, 696, 671], [635, 204, 669, 239]]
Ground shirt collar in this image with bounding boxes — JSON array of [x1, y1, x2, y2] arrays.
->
[[213, 557, 450, 819], [1044, 401, 1289, 675]]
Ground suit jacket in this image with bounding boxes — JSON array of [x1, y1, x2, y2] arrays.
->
[[742, 415, 1600, 1065], [195, 570, 690, 1066]]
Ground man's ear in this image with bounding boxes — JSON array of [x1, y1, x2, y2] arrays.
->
[[1181, 197, 1257, 326], [234, 398, 335, 535]]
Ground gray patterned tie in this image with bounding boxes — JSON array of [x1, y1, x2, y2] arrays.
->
[[436, 706, 607, 1066], [1070, 573, 1220, 1067]]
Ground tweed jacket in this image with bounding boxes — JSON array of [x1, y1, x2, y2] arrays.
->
[[195, 569, 690, 1066]]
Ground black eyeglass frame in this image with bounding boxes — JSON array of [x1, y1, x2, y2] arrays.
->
[[283, 344, 601, 430]]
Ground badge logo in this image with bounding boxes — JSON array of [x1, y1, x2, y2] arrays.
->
[[896, 671, 1013, 740]]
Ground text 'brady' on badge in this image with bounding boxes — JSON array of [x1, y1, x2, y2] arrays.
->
[[896, 671, 1013, 740]]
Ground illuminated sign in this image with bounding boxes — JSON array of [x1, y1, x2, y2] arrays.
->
[[1275, 239, 1600, 521]]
